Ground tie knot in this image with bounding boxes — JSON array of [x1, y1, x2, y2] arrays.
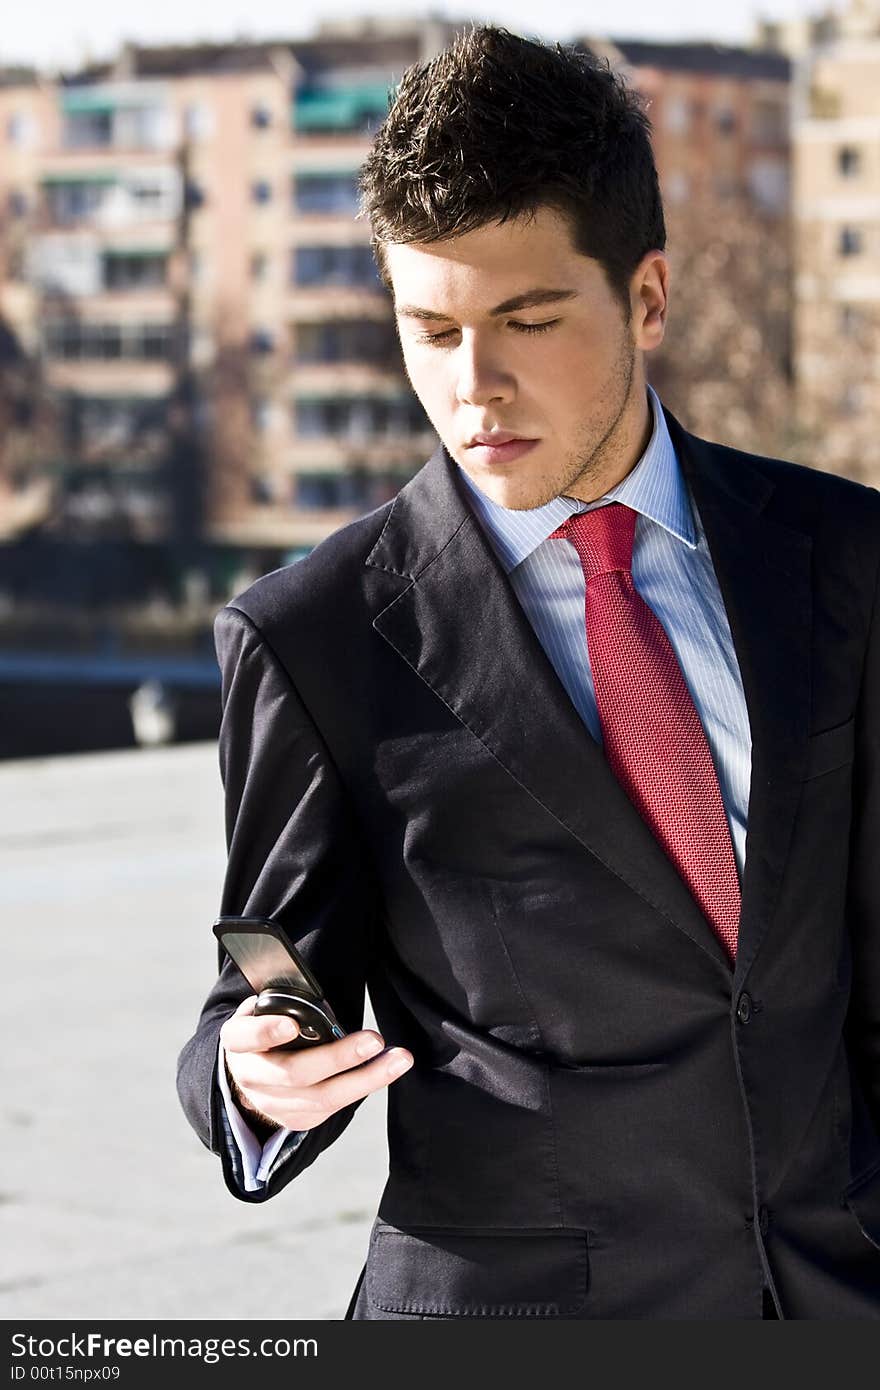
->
[[548, 502, 636, 581]]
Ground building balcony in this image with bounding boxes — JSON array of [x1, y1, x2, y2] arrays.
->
[[286, 285, 389, 317], [44, 361, 175, 395], [287, 289, 390, 322], [288, 215, 371, 242], [206, 508, 366, 548], [39, 146, 179, 171], [287, 432, 436, 470], [44, 290, 176, 316], [290, 363, 407, 392], [292, 82, 392, 139], [35, 165, 181, 232], [57, 87, 177, 156]]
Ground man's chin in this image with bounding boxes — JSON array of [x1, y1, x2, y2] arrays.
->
[[484, 481, 560, 511]]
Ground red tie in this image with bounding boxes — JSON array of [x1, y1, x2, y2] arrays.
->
[[549, 502, 740, 962]]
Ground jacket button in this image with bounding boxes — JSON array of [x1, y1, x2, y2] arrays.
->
[[736, 993, 753, 1024]]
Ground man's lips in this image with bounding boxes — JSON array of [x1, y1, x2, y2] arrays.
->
[[465, 437, 540, 465], [466, 431, 537, 447]]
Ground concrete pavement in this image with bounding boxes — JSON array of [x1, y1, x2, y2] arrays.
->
[[0, 741, 389, 1321]]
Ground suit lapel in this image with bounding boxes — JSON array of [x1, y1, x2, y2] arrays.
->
[[665, 409, 813, 984], [367, 406, 812, 982]]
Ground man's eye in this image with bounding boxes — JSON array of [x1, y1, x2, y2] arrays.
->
[[416, 328, 456, 345], [510, 319, 559, 334], [414, 319, 559, 345]]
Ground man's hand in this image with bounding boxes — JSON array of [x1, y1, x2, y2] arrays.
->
[[220, 995, 414, 1135]]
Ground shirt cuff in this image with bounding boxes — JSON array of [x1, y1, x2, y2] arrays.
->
[[216, 1038, 305, 1191]]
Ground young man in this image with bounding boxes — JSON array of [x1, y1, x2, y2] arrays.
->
[[177, 26, 880, 1318]]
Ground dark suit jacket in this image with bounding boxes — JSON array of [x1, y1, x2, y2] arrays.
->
[[177, 402, 880, 1318]]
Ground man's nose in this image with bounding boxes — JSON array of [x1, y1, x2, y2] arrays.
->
[[454, 338, 514, 406]]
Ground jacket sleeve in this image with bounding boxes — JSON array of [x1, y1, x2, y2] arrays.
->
[[845, 502, 880, 1142], [176, 601, 380, 1202]]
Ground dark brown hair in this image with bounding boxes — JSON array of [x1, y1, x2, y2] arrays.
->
[[358, 24, 666, 320]]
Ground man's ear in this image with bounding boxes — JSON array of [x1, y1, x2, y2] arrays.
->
[[633, 250, 669, 352]]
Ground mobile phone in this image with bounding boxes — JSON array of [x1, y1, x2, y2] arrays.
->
[[213, 915, 346, 1050]]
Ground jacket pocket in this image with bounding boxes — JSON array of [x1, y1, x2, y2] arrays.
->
[[366, 1220, 589, 1317], [803, 718, 855, 780], [842, 1157, 880, 1252]]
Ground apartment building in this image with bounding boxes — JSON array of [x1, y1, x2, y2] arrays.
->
[[0, 67, 58, 538], [788, 0, 880, 480], [0, 18, 799, 565], [590, 37, 790, 217], [0, 20, 456, 558]]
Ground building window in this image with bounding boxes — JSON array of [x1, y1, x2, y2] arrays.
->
[[44, 321, 82, 359], [142, 324, 173, 359], [751, 99, 786, 146], [664, 171, 690, 205], [840, 304, 866, 337], [714, 107, 737, 136], [63, 110, 113, 149], [120, 106, 171, 150], [252, 180, 272, 204], [7, 111, 38, 147], [184, 104, 213, 140], [712, 174, 739, 200], [185, 181, 205, 210], [250, 474, 275, 504], [250, 330, 274, 355], [252, 399, 273, 432], [292, 244, 379, 288], [664, 95, 690, 134], [294, 318, 398, 365], [62, 105, 170, 151], [294, 394, 426, 441], [250, 252, 269, 282], [103, 252, 167, 290], [251, 105, 272, 129], [126, 177, 179, 218], [69, 395, 170, 456], [839, 226, 863, 257], [44, 179, 112, 224], [747, 159, 788, 213], [839, 383, 865, 416], [293, 172, 360, 215], [296, 472, 340, 507], [838, 146, 861, 178], [294, 468, 411, 509], [43, 321, 173, 361], [132, 183, 163, 210], [7, 190, 28, 218]]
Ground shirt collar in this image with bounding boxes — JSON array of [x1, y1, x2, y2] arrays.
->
[[454, 383, 697, 575]]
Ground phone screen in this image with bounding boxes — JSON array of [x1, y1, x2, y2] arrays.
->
[[218, 927, 318, 997]]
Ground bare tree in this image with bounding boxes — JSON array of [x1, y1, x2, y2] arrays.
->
[[649, 189, 801, 465], [0, 310, 60, 541]]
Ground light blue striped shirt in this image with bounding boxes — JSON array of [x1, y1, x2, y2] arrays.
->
[[454, 382, 752, 880]]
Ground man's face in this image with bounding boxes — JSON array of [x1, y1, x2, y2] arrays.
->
[[385, 205, 666, 509]]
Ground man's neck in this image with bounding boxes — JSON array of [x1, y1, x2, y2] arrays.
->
[[564, 382, 655, 505]]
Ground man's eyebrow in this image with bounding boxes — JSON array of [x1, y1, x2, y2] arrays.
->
[[395, 288, 580, 322]]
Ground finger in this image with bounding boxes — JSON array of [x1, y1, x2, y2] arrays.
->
[[306, 1047, 414, 1114], [238, 1048, 414, 1129], [221, 1007, 300, 1054], [254, 1029, 388, 1088], [227, 1029, 389, 1093]]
